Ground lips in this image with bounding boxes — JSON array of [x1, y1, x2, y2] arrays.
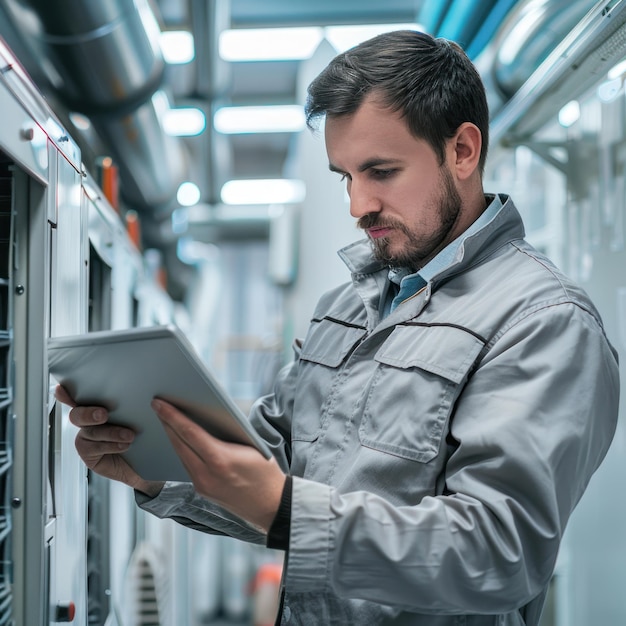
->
[[367, 226, 393, 239]]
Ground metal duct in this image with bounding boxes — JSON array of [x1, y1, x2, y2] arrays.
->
[[96, 94, 188, 213], [22, 0, 187, 209], [489, 0, 626, 144], [491, 0, 596, 99]]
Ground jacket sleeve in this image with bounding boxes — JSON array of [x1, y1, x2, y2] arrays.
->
[[284, 302, 619, 614]]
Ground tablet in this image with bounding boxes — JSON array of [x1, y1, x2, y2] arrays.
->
[[48, 324, 272, 482]]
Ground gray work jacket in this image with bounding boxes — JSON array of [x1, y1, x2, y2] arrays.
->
[[141, 195, 619, 625]]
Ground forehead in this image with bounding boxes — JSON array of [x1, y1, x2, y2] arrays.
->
[[324, 95, 403, 138], [324, 96, 436, 166]]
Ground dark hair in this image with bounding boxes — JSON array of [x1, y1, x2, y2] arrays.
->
[[305, 30, 489, 174]]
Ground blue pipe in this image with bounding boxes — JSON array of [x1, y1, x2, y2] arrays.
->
[[465, 0, 520, 59], [436, 0, 498, 48], [416, 0, 454, 34]]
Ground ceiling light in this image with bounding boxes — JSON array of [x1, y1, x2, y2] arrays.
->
[[598, 78, 623, 103], [69, 112, 91, 131], [608, 59, 626, 80], [177, 182, 201, 206], [557, 100, 580, 128], [214, 105, 305, 134], [324, 23, 422, 53], [218, 24, 423, 62], [163, 107, 206, 136], [219, 27, 323, 61], [221, 179, 306, 205], [160, 30, 195, 64]]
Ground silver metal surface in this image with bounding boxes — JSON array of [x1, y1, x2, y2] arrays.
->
[[491, 0, 626, 144]]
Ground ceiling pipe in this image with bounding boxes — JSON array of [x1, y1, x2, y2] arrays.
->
[[490, 0, 596, 98], [464, 0, 519, 59], [416, 0, 453, 36], [189, 0, 232, 205], [20, 0, 188, 210], [435, 0, 500, 49]]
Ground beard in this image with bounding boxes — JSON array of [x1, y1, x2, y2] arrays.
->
[[358, 166, 462, 271]]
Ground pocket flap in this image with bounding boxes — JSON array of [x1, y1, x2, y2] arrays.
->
[[300, 317, 367, 368], [375, 324, 485, 383]]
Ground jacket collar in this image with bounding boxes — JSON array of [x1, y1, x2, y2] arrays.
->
[[338, 194, 524, 285]]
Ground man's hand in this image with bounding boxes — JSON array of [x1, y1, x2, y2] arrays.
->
[[151, 398, 286, 533], [55, 385, 164, 498]]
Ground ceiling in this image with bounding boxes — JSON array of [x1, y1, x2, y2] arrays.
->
[[156, 0, 426, 209], [0, 0, 599, 299], [229, 0, 422, 26]]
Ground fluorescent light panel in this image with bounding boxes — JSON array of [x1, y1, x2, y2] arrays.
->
[[219, 27, 323, 61], [163, 107, 206, 136], [160, 30, 195, 64], [221, 179, 306, 205], [608, 59, 626, 80], [219, 23, 422, 62], [558, 100, 580, 128], [325, 23, 421, 53], [214, 105, 305, 134]]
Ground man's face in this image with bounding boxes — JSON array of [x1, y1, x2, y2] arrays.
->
[[325, 95, 465, 270]]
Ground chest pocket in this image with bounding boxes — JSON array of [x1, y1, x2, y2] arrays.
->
[[300, 316, 367, 367], [293, 316, 367, 442], [360, 324, 485, 462]]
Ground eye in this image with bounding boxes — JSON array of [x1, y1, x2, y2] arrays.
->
[[370, 168, 396, 180]]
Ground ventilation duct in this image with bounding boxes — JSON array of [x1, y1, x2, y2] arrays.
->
[[20, 0, 187, 210], [416, 0, 595, 88], [490, 0, 597, 99], [417, 0, 454, 36], [435, 0, 501, 49], [417, 0, 518, 59], [489, 0, 626, 143]]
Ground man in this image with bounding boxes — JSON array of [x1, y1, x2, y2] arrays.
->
[[58, 31, 619, 625]]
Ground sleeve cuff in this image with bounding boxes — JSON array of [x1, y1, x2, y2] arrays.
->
[[267, 475, 292, 550]]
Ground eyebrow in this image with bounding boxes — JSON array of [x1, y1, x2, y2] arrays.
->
[[328, 157, 401, 174]]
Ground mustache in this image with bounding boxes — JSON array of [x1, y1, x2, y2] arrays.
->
[[357, 213, 403, 232]]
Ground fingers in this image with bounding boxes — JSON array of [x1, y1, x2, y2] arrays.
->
[[74, 423, 144, 490], [151, 398, 285, 530], [78, 422, 135, 445], [152, 398, 216, 458], [74, 431, 145, 490], [54, 384, 76, 408], [67, 404, 109, 428], [65, 405, 136, 448], [158, 418, 210, 488], [55, 385, 155, 491], [152, 399, 220, 482], [54, 385, 112, 429], [58, 389, 137, 475], [75, 419, 134, 455], [74, 429, 131, 464]]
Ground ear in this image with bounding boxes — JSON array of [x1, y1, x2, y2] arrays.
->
[[449, 122, 482, 180]]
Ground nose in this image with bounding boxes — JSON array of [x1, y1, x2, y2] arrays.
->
[[348, 179, 381, 219]]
